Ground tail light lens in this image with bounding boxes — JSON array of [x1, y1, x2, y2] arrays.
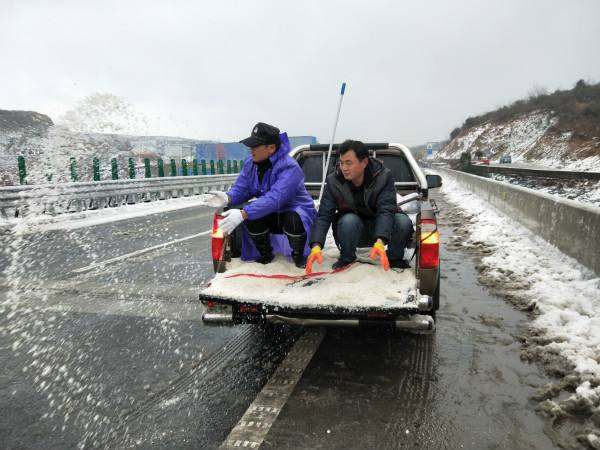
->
[[211, 213, 225, 261], [419, 218, 439, 269], [238, 304, 260, 314]]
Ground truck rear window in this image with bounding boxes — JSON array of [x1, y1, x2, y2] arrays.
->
[[297, 152, 415, 183], [377, 155, 416, 183]]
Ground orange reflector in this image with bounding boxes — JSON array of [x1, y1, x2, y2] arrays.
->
[[419, 219, 440, 269], [212, 214, 225, 238], [212, 213, 225, 261], [421, 231, 439, 245]]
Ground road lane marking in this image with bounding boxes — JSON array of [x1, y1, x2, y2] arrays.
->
[[71, 230, 212, 274], [221, 329, 325, 449]]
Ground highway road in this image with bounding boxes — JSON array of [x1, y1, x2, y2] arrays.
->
[[0, 193, 566, 449]]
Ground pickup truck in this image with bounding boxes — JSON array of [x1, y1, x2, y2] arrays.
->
[[199, 143, 442, 333]]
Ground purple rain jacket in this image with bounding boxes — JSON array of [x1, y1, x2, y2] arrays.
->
[[226, 133, 317, 261]]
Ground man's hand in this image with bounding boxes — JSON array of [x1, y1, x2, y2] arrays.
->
[[305, 245, 323, 274], [369, 239, 390, 271], [220, 209, 244, 234], [203, 191, 229, 208]]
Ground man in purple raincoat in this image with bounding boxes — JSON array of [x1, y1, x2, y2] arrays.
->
[[203, 122, 316, 268]]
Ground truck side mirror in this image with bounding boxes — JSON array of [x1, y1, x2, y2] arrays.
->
[[426, 174, 442, 189]]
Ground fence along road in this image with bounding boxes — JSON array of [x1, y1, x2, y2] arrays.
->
[[0, 174, 238, 220]]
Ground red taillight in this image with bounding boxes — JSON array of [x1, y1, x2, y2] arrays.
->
[[211, 213, 225, 261], [238, 304, 259, 314], [419, 218, 440, 269]]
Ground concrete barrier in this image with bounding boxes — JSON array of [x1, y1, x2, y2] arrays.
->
[[435, 168, 600, 276]]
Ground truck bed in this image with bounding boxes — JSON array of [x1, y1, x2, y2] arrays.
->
[[200, 246, 419, 312]]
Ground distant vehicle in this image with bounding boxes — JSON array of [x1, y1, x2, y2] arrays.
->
[[472, 158, 490, 165], [499, 155, 512, 164]]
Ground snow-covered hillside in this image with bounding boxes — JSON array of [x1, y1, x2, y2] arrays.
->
[[439, 110, 600, 172]]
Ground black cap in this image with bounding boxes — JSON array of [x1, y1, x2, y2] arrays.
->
[[239, 122, 280, 148]]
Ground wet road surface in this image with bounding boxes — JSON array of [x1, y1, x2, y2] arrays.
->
[[0, 197, 564, 449], [263, 194, 556, 449]]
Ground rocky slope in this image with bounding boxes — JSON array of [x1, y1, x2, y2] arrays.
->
[[438, 81, 600, 171]]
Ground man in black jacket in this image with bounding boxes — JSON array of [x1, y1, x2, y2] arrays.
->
[[306, 140, 413, 273]]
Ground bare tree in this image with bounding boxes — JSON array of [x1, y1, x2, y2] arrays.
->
[[527, 83, 548, 100]]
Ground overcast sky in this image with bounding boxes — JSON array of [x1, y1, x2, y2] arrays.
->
[[1, 0, 599, 145]]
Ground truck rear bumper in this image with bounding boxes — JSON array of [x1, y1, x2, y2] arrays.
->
[[202, 310, 435, 333]]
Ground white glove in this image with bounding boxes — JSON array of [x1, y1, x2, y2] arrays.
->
[[204, 191, 229, 208], [398, 192, 420, 214], [400, 200, 419, 214], [220, 209, 244, 234]]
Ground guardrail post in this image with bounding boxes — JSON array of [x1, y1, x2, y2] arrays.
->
[[209, 160, 215, 175], [144, 158, 151, 178], [157, 158, 165, 177], [170, 159, 177, 177], [192, 159, 199, 176], [239, 160, 244, 171], [70, 157, 78, 182], [111, 158, 119, 180], [233, 160, 239, 173], [226, 160, 232, 174], [18, 156, 27, 185], [201, 159, 207, 175], [217, 160, 224, 174], [181, 159, 188, 176], [128, 158, 136, 179], [93, 157, 100, 181]]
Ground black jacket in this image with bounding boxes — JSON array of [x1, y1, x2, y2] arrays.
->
[[309, 157, 397, 247]]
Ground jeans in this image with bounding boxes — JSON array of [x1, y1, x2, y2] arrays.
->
[[333, 213, 413, 263]]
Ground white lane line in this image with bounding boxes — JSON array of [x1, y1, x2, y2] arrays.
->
[[71, 230, 212, 274], [220, 329, 325, 449]]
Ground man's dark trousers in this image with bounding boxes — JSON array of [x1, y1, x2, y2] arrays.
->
[[333, 212, 413, 264]]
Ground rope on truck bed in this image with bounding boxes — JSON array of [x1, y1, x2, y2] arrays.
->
[[223, 261, 356, 281]]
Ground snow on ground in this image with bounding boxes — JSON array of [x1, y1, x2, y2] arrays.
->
[[0, 194, 213, 234], [442, 111, 558, 161], [490, 173, 600, 208], [439, 171, 600, 409]]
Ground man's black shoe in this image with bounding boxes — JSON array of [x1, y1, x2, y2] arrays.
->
[[256, 253, 275, 264], [285, 231, 308, 269], [249, 231, 274, 265], [292, 254, 306, 268], [389, 259, 411, 269], [332, 259, 355, 271]]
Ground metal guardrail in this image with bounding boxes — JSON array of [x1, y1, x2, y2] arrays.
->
[[0, 174, 238, 219], [466, 164, 600, 181]]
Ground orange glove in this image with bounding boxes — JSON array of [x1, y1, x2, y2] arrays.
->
[[369, 239, 390, 271], [305, 245, 323, 274]]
